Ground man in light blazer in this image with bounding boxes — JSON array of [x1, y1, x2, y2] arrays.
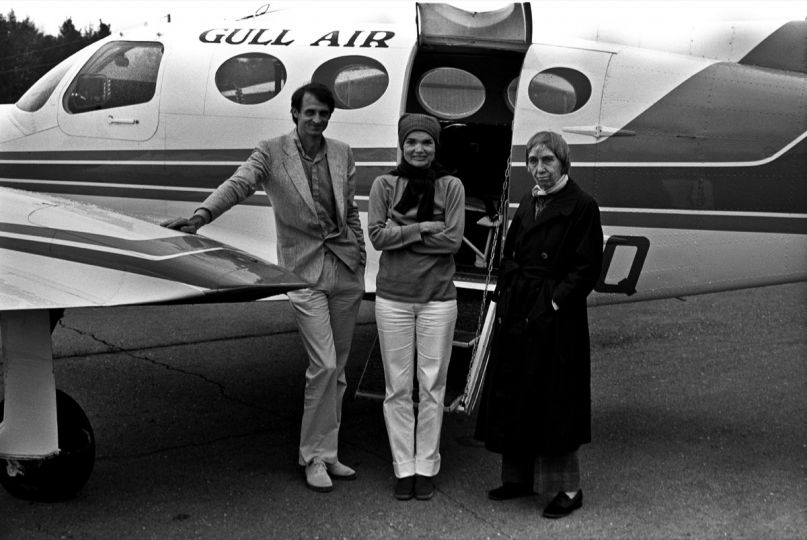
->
[[163, 82, 366, 493]]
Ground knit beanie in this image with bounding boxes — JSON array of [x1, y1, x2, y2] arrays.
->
[[398, 113, 441, 148]]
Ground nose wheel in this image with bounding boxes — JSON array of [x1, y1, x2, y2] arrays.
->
[[0, 390, 95, 501]]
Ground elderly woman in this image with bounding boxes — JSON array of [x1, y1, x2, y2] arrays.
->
[[475, 131, 603, 518], [368, 114, 465, 501]]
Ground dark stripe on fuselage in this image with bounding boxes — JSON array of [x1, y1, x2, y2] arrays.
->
[[599, 210, 806, 235], [0, 146, 397, 163], [508, 57, 807, 216], [508, 141, 807, 215], [1, 160, 804, 234], [739, 21, 807, 74], [512, 65, 806, 165]]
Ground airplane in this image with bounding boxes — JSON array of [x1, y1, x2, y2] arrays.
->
[[0, 1, 805, 501]]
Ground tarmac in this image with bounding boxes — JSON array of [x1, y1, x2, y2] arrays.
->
[[1, 282, 805, 539]]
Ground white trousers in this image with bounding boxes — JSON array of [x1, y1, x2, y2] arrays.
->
[[375, 296, 457, 478], [287, 252, 364, 466]]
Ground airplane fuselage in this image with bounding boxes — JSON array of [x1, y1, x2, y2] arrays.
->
[[1, 2, 805, 305]]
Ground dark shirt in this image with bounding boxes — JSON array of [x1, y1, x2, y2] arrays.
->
[[293, 133, 339, 238]]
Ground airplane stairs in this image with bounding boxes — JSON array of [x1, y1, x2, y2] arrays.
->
[[354, 291, 496, 415]]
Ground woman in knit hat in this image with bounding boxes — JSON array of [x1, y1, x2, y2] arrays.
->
[[367, 113, 466, 501]]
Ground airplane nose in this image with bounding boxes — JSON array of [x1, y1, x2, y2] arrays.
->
[[0, 104, 25, 144]]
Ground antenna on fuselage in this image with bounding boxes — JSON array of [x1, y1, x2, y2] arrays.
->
[[238, 3, 272, 20]]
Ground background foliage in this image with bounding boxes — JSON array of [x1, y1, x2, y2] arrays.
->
[[0, 10, 110, 103]]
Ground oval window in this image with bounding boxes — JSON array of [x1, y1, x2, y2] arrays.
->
[[417, 67, 485, 120], [312, 56, 388, 109], [215, 53, 287, 105], [505, 77, 519, 111], [528, 68, 591, 114]]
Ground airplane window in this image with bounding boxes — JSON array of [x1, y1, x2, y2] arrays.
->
[[215, 53, 287, 105], [16, 57, 75, 112], [312, 56, 388, 109], [63, 41, 163, 114], [417, 67, 485, 120], [505, 77, 519, 111], [528, 68, 591, 114]]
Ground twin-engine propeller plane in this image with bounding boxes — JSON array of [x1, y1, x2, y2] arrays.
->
[[0, 2, 805, 501]]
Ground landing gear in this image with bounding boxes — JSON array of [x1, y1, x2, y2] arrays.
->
[[0, 390, 95, 501]]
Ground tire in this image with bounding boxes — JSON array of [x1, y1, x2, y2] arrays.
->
[[0, 389, 95, 502]]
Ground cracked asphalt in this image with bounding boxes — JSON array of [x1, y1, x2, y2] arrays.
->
[[1, 283, 805, 539]]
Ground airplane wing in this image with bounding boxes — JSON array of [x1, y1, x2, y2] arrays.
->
[[0, 186, 310, 502], [0, 187, 309, 310]]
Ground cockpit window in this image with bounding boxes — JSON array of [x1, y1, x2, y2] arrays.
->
[[417, 67, 485, 120], [64, 41, 163, 114], [528, 68, 591, 115], [215, 53, 287, 105], [16, 57, 75, 112], [312, 56, 389, 109]]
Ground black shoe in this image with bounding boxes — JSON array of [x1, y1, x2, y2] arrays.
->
[[542, 490, 583, 518], [394, 476, 415, 500], [414, 474, 435, 500], [487, 483, 533, 501]]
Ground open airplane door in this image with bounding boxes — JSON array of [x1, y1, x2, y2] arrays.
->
[[355, 3, 532, 410], [414, 3, 531, 413]]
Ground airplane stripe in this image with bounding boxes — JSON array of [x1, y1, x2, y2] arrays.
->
[[505, 159, 807, 216], [1, 177, 805, 234], [739, 21, 807, 74], [0, 223, 228, 257], [492, 201, 806, 234], [599, 211, 806, 234], [596, 207, 807, 219], [0, 231, 223, 261], [0, 178, 218, 192], [0, 235, 266, 290], [0, 147, 397, 163], [512, 131, 807, 168]]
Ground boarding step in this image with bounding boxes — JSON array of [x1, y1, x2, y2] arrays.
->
[[354, 294, 497, 414], [353, 332, 475, 406]]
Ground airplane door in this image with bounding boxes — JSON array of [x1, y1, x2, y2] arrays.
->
[[510, 43, 613, 195], [57, 41, 163, 141], [411, 3, 531, 271]]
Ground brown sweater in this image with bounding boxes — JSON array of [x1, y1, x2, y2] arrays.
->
[[368, 173, 465, 303]]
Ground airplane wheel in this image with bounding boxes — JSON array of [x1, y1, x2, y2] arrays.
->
[[0, 390, 95, 502]]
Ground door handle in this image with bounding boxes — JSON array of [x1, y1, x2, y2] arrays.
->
[[107, 116, 140, 125]]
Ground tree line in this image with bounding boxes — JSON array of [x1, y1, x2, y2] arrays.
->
[[0, 10, 110, 104]]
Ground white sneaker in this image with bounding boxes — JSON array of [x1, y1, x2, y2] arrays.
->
[[326, 461, 357, 481], [305, 459, 333, 492]]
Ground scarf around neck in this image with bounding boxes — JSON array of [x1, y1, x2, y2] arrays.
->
[[532, 174, 569, 218], [531, 174, 569, 199], [389, 161, 451, 222]]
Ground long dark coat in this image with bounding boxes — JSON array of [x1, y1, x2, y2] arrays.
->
[[475, 178, 603, 456]]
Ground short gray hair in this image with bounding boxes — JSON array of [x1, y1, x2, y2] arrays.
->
[[525, 131, 570, 175]]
